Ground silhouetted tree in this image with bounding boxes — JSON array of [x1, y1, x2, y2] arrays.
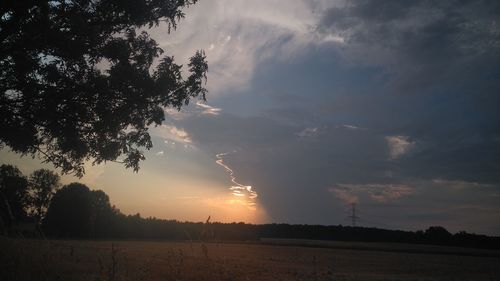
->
[[43, 182, 117, 238], [89, 189, 118, 238], [0, 0, 208, 177], [0, 165, 29, 224], [424, 226, 453, 245], [26, 169, 60, 223], [44, 183, 94, 238]]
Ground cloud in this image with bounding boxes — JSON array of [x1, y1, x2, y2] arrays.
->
[[330, 187, 359, 204], [296, 127, 320, 138], [368, 184, 413, 203], [318, 0, 500, 92], [168, 126, 192, 143], [151, 0, 344, 95], [137, 1, 500, 233], [215, 152, 258, 210], [150, 124, 195, 150], [196, 102, 222, 115], [330, 183, 413, 204], [385, 135, 415, 160], [155, 150, 164, 156], [385, 178, 500, 233], [163, 102, 222, 123], [430, 179, 494, 190], [164, 108, 190, 121], [337, 124, 364, 130]]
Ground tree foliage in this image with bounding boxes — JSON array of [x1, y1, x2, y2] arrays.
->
[[43, 182, 117, 238], [0, 164, 28, 221], [26, 168, 60, 222], [0, 0, 208, 176], [43, 182, 93, 238]]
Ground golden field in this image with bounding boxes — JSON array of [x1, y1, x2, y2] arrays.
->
[[1, 238, 500, 281]]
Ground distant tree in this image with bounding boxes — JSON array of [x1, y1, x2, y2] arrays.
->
[[0, 0, 208, 177], [44, 182, 93, 238], [424, 226, 452, 245], [43, 182, 117, 238], [0, 165, 29, 222], [89, 189, 118, 237], [26, 169, 60, 223]]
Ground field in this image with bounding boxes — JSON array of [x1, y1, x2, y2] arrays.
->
[[1, 238, 500, 281]]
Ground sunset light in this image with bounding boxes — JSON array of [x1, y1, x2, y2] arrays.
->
[[1, 0, 499, 279]]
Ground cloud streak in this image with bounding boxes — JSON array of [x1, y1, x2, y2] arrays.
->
[[196, 102, 222, 115], [330, 183, 413, 204], [215, 152, 258, 209]]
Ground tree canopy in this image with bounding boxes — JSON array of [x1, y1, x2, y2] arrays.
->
[[0, 0, 208, 176], [26, 168, 60, 222], [0, 164, 28, 221], [0, 165, 60, 228], [44, 182, 95, 238]]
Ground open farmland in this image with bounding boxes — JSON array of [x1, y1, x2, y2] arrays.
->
[[1, 238, 500, 281]]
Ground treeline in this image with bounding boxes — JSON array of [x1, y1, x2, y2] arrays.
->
[[1, 164, 499, 250]]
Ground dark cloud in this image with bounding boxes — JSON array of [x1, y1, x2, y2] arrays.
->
[[320, 0, 500, 57], [319, 0, 500, 96], [153, 0, 500, 233], [4, 0, 498, 234], [314, 0, 500, 182], [174, 110, 401, 223]]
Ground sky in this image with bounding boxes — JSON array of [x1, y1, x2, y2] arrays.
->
[[2, 0, 500, 235]]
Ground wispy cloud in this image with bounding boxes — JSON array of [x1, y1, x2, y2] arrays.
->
[[385, 135, 415, 160], [150, 124, 196, 150], [330, 188, 359, 204], [296, 127, 320, 138], [216, 152, 258, 209], [168, 126, 192, 143], [153, 0, 344, 95], [164, 108, 190, 121], [430, 179, 494, 190], [330, 183, 413, 204], [196, 101, 222, 115], [337, 124, 365, 130]]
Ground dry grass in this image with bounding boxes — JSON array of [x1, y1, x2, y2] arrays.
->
[[1, 237, 500, 281]]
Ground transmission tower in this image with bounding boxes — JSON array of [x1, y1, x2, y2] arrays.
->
[[349, 203, 360, 227]]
